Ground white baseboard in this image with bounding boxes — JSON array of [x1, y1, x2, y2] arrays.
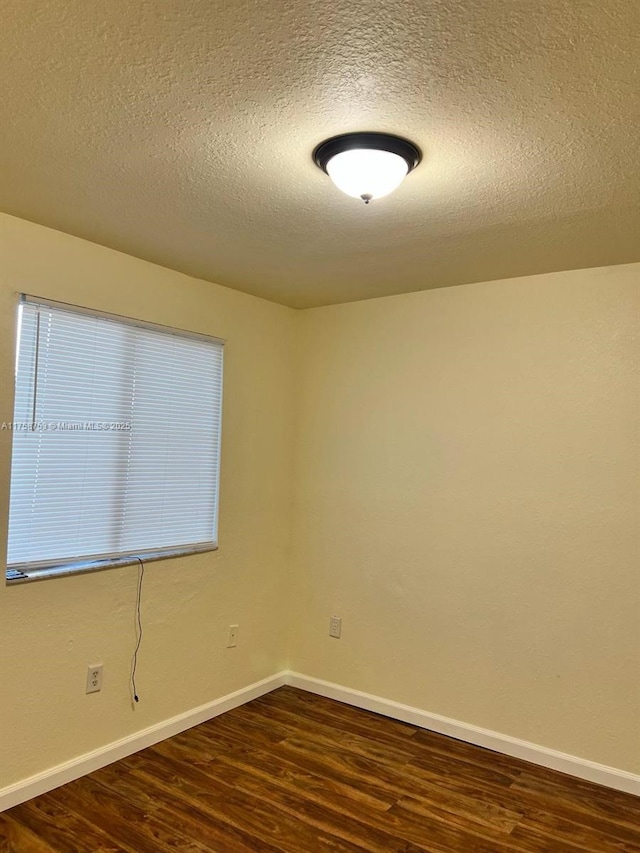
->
[[3, 668, 637, 811], [287, 672, 640, 797], [0, 671, 288, 812]]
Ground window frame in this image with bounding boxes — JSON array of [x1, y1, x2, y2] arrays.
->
[[5, 294, 225, 585]]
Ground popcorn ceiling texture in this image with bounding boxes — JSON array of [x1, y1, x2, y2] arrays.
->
[[1, 0, 639, 307]]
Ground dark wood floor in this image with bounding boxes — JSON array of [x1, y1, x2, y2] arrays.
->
[[1, 687, 639, 852]]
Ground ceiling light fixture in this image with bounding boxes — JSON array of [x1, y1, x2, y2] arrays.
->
[[313, 132, 421, 204]]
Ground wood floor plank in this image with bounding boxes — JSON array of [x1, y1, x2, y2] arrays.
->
[[227, 700, 418, 766], [0, 816, 58, 853], [207, 749, 527, 853], [256, 686, 420, 743], [142, 748, 436, 853], [6, 796, 126, 853], [272, 729, 527, 832], [132, 751, 385, 853], [45, 775, 207, 853], [511, 770, 640, 827], [88, 763, 164, 813], [509, 813, 640, 853], [406, 749, 523, 790], [153, 802, 287, 853], [396, 791, 522, 834], [411, 726, 533, 775], [222, 745, 394, 811], [145, 727, 527, 853], [198, 709, 287, 751], [99, 753, 287, 853], [277, 729, 520, 809], [504, 787, 640, 849], [1, 686, 638, 852]]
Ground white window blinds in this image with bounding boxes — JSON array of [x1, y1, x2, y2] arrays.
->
[[7, 297, 224, 574]]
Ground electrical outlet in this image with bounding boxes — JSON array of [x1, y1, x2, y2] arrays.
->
[[227, 624, 239, 648], [86, 664, 103, 694], [329, 616, 342, 639]]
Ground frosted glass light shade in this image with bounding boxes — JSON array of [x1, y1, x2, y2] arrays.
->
[[313, 132, 421, 204], [326, 149, 409, 202]]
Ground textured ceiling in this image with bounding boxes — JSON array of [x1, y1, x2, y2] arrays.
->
[[1, 0, 639, 308]]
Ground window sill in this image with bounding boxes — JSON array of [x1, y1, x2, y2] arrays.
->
[[5, 544, 218, 585]]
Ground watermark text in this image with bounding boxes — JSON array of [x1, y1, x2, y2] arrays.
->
[[1, 421, 132, 432]]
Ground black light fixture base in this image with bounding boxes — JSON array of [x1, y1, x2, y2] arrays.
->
[[313, 132, 422, 174]]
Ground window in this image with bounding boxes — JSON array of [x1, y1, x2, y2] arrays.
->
[[6, 296, 224, 581]]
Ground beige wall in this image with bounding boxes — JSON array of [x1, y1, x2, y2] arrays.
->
[[0, 214, 295, 789], [290, 264, 640, 774], [1, 214, 638, 790]]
